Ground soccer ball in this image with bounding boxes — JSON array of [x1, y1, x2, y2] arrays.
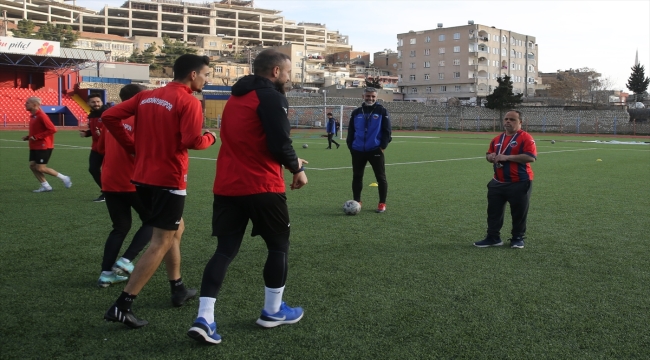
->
[[302, 144, 308, 148], [342, 200, 361, 215], [551, 140, 556, 144]]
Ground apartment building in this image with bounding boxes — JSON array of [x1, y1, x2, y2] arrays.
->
[[275, 42, 329, 90], [373, 51, 399, 76], [74, 32, 134, 61], [0, 0, 351, 54], [397, 22, 539, 103]]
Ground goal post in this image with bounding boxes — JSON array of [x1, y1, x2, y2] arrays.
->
[[288, 105, 357, 140]]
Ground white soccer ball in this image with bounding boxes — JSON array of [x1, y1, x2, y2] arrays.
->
[[342, 200, 361, 215], [302, 144, 308, 148], [551, 140, 556, 144]]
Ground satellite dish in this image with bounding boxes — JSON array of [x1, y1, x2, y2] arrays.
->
[[393, 64, 397, 68]]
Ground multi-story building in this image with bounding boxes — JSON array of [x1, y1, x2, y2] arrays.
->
[[275, 42, 328, 90], [0, 0, 351, 54], [373, 50, 399, 76], [396, 22, 540, 103], [74, 32, 134, 61]]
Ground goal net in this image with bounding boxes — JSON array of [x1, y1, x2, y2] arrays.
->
[[288, 105, 357, 140]]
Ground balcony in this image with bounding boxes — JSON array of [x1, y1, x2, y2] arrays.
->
[[305, 66, 325, 73], [305, 55, 324, 62]]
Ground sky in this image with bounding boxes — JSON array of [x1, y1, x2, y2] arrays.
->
[[88, 0, 650, 90]]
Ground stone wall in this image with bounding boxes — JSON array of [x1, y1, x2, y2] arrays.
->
[[285, 97, 645, 135]]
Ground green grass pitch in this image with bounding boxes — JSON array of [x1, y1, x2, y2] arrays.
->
[[0, 129, 649, 358]]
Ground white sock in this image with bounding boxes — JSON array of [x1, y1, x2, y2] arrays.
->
[[56, 173, 66, 179], [119, 257, 131, 263], [264, 286, 284, 314], [101, 271, 113, 276], [41, 181, 51, 188], [198, 297, 216, 324]]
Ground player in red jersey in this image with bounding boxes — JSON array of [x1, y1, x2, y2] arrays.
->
[[474, 110, 537, 249], [22, 97, 72, 193], [187, 49, 308, 345], [101, 54, 217, 328], [79, 93, 107, 202], [96, 84, 153, 288]]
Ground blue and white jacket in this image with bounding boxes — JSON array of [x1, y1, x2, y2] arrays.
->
[[346, 103, 392, 152]]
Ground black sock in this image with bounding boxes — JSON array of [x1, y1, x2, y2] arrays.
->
[[170, 278, 186, 294], [116, 291, 137, 311]]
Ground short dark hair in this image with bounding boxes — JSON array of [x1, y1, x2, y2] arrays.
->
[[364, 87, 377, 94], [88, 93, 102, 101], [327, 112, 333, 116], [253, 49, 291, 77], [173, 54, 210, 81], [119, 84, 147, 102]]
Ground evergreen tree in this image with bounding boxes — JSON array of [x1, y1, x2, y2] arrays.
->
[[12, 19, 37, 38], [364, 77, 382, 89], [626, 64, 650, 102], [485, 75, 523, 112], [159, 36, 197, 66], [37, 22, 79, 48]]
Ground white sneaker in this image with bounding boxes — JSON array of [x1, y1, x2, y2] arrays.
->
[[33, 186, 53, 193], [62, 176, 72, 188]]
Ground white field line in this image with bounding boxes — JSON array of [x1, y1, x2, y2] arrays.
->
[[0, 139, 90, 149]]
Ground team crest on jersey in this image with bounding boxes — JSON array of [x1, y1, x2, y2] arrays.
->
[[510, 141, 518, 147], [372, 114, 379, 119]]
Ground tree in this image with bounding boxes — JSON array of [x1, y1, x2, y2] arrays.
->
[[485, 75, 523, 113], [12, 19, 37, 38], [12, 20, 78, 48], [365, 76, 382, 89], [626, 64, 650, 103], [158, 36, 197, 66], [37, 22, 79, 48], [546, 67, 609, 106]]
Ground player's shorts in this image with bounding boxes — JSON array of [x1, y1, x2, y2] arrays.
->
[[29, 149, 53, 164], [136, 186, 185, 231], [212, 193, 290, 237]]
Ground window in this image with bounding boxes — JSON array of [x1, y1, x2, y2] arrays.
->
[[440, 86, 447, 92], [424, 74, 430, 80], [209, 41, 217, 46], [426, 86, 432, 93], [425, 36, 431, 43], [511, 38, 515, 46], [143, 43, 152, 49], [398, 74, 403, 81], [409, 75, 416, 81], [439, 60, 445, 66], [424, 61, 431, 68], [410, 50, 416, 57], [453, 46, 460, 53], [411, 87, 418, 94], [439, 34, 445, 41], [215, 66, 223, 73], [296, 62, 302, 68], [528, 65, 534, 72], [453, 32, 460, 40], [453, 59, 460, 65], [410, 63, 416, 69], [410, 38, 416, 44], [501, 48, 506, 56], [439, 73, 444, 80], [439, 47, 445, 54], [397, 50, 402, 58], [424, 49, 430, 55], [296, 51, 303, 56], [453, 72, 460, 78], [295, 73, 302, 79], [502, 35, 507, 43], [493, 35, 499, 41], [398, 39, 403, 46], [455, 85, 461, 92]]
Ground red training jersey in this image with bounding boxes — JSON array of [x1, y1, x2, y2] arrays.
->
[[488, 129, 537, 182], [28, 109, 56, 150], [87, 116, 104, 154], [214, 75, 300, 196], [101, 82, 215, 190], [101, 116, 136, 192]]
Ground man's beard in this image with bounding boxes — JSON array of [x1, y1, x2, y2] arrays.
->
[[274, 79, 286, 94], [364, 100, 376, 106]]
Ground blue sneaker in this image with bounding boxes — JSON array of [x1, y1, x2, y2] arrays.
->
[[97, 272, 128, 288], [473, 237, 503, 247], [187, 317, 221, 344], [112, 258, 134, 275], [510, 236, 525, 249], [256, 302, 304, 328]]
